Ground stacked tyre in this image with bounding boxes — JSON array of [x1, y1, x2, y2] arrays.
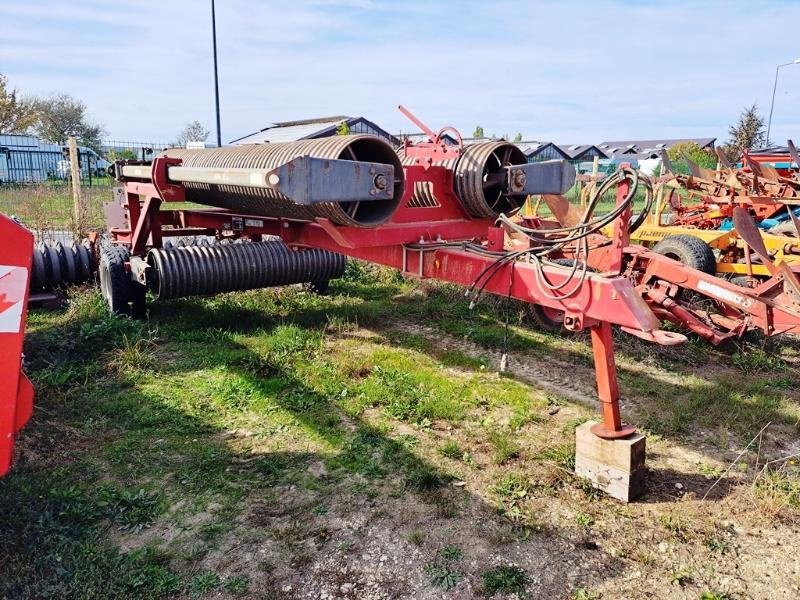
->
[[30, 239, 96, 293]]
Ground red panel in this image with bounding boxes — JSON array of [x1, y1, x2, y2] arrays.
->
[[0, 213, 34, 477]]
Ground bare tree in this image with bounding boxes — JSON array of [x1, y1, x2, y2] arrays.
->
[[0, 73, 38, 134], [176, 121, 211, 147], [34, 93, 105, 151]]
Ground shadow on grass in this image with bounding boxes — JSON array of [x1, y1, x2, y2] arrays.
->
[[2, 287, 626, 599]]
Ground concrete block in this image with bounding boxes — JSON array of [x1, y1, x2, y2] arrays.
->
[[574, 420, 646, 502]]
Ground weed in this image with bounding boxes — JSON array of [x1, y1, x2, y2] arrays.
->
[[95, 485, 164, 533], [425, 563, 464, 591], [669, 568, 694, 586], [408, 530, 426, 546], [438, 439, 463, 460], [753, 463, 800, 515], [482, 565, 527, 597], [660, 514, 687, 538], [189, 571, 221, 597], [407, 467, 447, 492], [701, 593, 730, 600], [536, 443, 576, 470], [705, 537, 730, 554], [223, 575, 250, 593], [488, 430, 521, 464], [573, 588, 600, 600], [575, 512, 594, 528], [732, 347, 785, 374], [697, 462, 723, 479], [439, 545, 463, 561], [493, 473, 530, 501]]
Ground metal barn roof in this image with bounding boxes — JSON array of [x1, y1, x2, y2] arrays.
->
[[597, 138, 716, 159], [231, 116, 398, 145]]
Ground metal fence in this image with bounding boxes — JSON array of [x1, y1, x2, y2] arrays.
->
[[0, 137, 173, 243]]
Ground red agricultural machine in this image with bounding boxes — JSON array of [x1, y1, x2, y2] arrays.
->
[[3, 107, 800, 499]]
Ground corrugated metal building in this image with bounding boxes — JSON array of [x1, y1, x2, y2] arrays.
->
[[231, 116, 399, 146]]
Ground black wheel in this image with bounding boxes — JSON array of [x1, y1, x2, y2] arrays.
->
[[530, 304, 569, 333], [529, 258, 588, 333], [305, 280, 330, 295], [130, 282, 147, 319], [99, 245, 132, 316], [652, 234, 716, 275]]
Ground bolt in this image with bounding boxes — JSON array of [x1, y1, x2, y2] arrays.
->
[[373, 173, 388, 190], [512, 170, 526, 191]]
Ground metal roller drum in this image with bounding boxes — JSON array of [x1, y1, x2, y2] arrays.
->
[[29, 240, 96, 292], [398, 141, 528, 218], [146, 240, 346, 301], [160, 135, 405, 228]]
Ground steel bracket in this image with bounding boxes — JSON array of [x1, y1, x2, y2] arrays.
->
[[505, 159, 576, 195], [264, 156, 395, 205]]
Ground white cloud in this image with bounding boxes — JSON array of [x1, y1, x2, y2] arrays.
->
[[2, 0, 799, 144]]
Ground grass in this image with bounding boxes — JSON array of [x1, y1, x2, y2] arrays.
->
[[482, 565, 527, 596], [1, 262, 799, 598]]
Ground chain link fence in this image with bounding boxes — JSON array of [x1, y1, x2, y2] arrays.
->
[[0, 137, 173, 243]]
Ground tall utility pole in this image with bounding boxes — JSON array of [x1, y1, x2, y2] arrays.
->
[[212, 0, 222, 147], [767, 58, 800, 146]]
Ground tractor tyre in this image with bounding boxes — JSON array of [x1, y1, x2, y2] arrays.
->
[[99, 244, 132, 316], [652, 234, 716, 275]]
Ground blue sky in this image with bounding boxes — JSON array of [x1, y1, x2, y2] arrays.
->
[[1, 0, 799, 146]]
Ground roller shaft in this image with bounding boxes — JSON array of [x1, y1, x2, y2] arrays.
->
[[159, 135, 404, 227]]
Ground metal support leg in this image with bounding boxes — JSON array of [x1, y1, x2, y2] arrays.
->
[[589, 321, 636, 439]]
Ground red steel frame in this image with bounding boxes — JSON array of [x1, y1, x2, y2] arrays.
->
[[109, 156, 683, 439]]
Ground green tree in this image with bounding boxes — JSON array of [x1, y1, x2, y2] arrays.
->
[[513, 132, 523, 143], [473, 126, 484, 138], [34, 93, 105, 152], [725, 103, 766, 161], [106, 148, 137, 161], [336, 121, 351, 136], [0, 73, 38, 134], [667, 141, 717, 175]]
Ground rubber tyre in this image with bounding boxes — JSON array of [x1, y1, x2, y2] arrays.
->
[[99, 245, 132, 316], [529, 258, 587, 333], [304, 280, 331, 296], [652, 234, 716, 275]]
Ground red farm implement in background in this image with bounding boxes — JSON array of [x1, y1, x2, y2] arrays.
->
[[0, 214, 34, 477]]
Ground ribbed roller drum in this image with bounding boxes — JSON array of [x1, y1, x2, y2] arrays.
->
[[398, 141, 528, 218], [160, 135, 404, 228], [147, 240, 346, 301]]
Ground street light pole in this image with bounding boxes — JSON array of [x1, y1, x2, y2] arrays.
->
[[766, 58, 800, 147], [212, 0, 222, 147]]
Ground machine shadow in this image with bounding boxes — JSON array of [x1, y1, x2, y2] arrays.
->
[[148, 280, 797, 486], [9, 296, 628, 598]]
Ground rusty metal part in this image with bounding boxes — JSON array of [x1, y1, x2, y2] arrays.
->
[[160, 135, 404, 228], [146, 240, 346, 300]]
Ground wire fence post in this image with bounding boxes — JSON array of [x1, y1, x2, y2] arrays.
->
[[68, 136, 84, 240]]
